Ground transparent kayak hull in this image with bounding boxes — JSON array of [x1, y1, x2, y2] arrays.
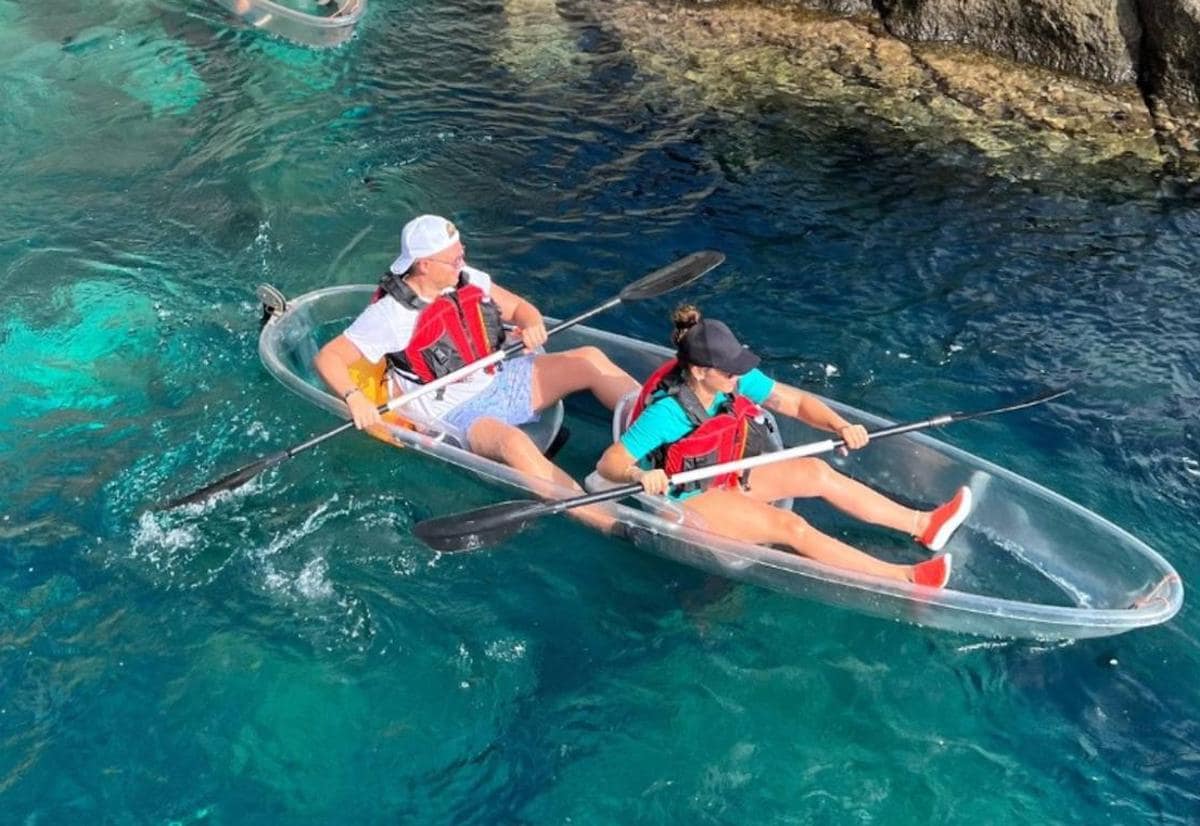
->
[[214, 0, 364, 48], [260, 286, 1182, 640]]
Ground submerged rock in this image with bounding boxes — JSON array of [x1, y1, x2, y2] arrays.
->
[[802, 0, 1200, 175], [497, 0, 586, 83], [592, 0, 1197, 187]]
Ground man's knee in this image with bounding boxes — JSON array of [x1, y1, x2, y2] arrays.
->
[[466, 417, 507, 454], [571, 345, 612, 371], [489, 426, 542, 468]]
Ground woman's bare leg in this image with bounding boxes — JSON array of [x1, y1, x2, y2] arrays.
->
[[742, 457, 932, 537], [529, 347, 638, 412], [683, 488, 919, 582]]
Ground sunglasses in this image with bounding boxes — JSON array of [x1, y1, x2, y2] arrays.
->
[[426, 252, 465, 269]]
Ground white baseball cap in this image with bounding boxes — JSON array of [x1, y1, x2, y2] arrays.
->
[[389, 214, 460, 274]]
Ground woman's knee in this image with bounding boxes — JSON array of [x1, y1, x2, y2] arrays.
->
[[792, 457, 835, 491], [793, 457, 827, 477], [778, 512, 811, 547]]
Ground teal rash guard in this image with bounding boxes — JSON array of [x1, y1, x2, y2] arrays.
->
[[619, 368, 776, 499]]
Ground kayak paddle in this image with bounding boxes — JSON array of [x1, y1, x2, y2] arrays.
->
[[413, 388, 1072, 552], [156, 250, 725, 510]]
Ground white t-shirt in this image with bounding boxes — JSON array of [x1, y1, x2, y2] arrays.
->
[[344, 266, 497, 423]]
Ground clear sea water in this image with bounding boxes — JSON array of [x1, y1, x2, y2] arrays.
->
[[2, 1, 1198, 823]]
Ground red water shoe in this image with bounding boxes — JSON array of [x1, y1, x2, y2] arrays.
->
[[918, 486, 973, 551], [913, 554, 952, 589]]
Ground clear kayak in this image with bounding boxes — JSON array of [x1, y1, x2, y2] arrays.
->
[[259, 284, 1183, 640], [214, 0, 365, 48]]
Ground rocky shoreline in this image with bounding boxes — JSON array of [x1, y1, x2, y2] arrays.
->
[[589, 0, 1200, 184]]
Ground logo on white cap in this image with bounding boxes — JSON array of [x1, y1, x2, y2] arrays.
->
[[389, 215, 460, 275]]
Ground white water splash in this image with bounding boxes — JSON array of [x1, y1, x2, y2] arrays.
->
[[263, 556, 334, 600], [255, 495, 343, 563], [131, 510, 201, 561], [954, 640, 1011, 653], [245, 420, 271, 441], [255, 496, 347, 600], [484, 638, 528, 662], [295, 557, 334, 600]]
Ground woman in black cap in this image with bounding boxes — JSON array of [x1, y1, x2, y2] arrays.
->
[[596, 305, 969, 587]]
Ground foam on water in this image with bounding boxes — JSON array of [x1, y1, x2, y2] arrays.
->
[[484, 637, 529, 663], [254, 494, 342, 561], [131, 510, 202, 560]]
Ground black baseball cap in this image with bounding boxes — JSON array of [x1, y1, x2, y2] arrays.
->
[[678, 320, 761, 375]]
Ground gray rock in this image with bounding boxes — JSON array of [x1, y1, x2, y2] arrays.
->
[[678, 0, 878, 17], [1134, 0, 1200, 172], [795, 0, 877, 14], [874, 0, 1142, 85], [722, 0, 1200, 119], [1137, 0, 1200, 108]]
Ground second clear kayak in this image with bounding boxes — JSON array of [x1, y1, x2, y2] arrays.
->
[[214, 0, 365, 48]]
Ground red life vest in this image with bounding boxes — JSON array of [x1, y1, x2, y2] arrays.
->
[[629, 359, 776, 492], [371, 270, 505, 384]]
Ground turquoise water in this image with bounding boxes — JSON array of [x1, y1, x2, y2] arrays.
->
[[2, 0, 1198, 822]]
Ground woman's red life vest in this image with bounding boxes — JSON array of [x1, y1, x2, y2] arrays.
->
[[370, 271, 505, 384], [629, 359, 776, 493]]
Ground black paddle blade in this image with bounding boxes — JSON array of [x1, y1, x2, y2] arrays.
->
[[413, 499, 548, 552], [619, 250, 725, 301], [156, 450, 289, 511]]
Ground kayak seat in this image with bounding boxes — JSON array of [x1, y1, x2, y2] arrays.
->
[[542, 426, 571, 460]]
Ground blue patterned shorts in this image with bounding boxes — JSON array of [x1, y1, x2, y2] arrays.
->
[[438, 355, 540, 440]]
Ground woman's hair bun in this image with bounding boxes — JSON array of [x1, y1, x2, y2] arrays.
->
[[670, 304, 702, 347]]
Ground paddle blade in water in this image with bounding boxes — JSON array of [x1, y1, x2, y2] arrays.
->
[[157, 450, 289, 511], [619, 250, 725, 301], [412, 499, 549, 552]]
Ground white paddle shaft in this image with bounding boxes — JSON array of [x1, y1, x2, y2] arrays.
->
[[667, 414, 955, 487], [383, 349, 509, 413]]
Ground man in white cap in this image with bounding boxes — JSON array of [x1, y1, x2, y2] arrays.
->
[[315, 214, 638, 508]]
